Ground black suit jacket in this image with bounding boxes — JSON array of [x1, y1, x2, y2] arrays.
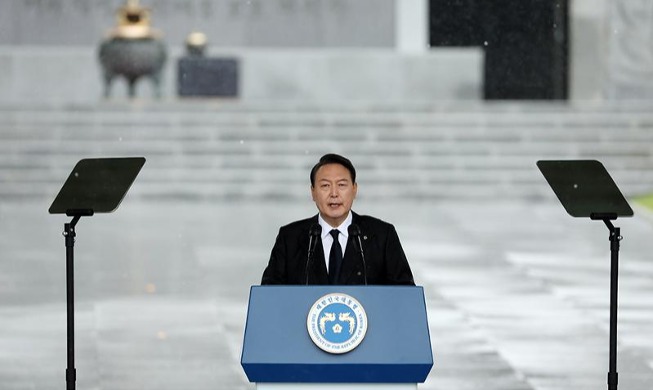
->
[[261, 212, 415, 285]]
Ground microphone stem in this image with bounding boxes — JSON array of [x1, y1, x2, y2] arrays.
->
[[306, 231, 319, 285], [357, 236, 367, 285]]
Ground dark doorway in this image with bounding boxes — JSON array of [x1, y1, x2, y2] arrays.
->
[[429, 0, 569, 100]]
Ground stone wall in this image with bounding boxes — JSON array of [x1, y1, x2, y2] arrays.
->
[[0, 46, 483, 104], [2, 0, 653, 104], [0, 0, 395, 47], [605, 0, 653, 99]]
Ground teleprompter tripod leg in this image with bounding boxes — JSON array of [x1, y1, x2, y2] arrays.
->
[[604, 220, 621, 390], [64, 216, 80, 390]]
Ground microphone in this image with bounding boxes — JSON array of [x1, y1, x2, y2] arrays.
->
[[305, 223, 322, 285], [348, 224, 367, 285]]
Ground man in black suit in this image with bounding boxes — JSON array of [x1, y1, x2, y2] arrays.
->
[[261, 153, 414, 285]]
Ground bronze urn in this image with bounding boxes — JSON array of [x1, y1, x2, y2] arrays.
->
[[98, 0, 167, 98]]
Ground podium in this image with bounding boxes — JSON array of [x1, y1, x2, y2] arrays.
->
[[241, 286, 433, 389]]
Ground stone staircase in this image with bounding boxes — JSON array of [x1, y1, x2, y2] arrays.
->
[[1, 100, 653, 202]]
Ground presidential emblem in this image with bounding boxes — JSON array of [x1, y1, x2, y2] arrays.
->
[[307, 293, 367, 354]]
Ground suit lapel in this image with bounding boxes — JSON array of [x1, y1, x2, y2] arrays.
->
[[339, 237, 358, 283], [305, 215, 329, 284], [339, 212, 373, 284], [310, 239, 329, 284]]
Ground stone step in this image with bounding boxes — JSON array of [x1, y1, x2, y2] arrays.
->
[[1, 102, 652, 201], [2, 164, 650, 202]]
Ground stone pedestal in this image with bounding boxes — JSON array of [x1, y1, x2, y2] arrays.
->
[[177, 57, 239, 97]]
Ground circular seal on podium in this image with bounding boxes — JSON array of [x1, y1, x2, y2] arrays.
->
[[306, 293, 368, 354]]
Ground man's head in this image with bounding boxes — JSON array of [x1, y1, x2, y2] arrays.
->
[[310, 154, 358, 228]]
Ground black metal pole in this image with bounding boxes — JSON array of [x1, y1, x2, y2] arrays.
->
[[64, 216, 80, 390], [604, 219, 620, 390]]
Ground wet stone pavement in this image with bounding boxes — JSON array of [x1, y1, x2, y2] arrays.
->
[[0, 198, 652, 390]]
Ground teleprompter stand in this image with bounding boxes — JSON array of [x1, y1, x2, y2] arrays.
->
[[537, 160, 633, 390], [49, 157, 145, 390]]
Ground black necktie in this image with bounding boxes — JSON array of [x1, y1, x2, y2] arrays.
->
[[328, 229, 342, 285]]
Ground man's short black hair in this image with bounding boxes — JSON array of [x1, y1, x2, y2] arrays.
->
[[310, 153, 356, 187]]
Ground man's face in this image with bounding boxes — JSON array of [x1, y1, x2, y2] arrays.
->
[[311, 163, 358, 228]]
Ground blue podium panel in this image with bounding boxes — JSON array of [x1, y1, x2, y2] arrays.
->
[[241, 286, 433, 383]]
